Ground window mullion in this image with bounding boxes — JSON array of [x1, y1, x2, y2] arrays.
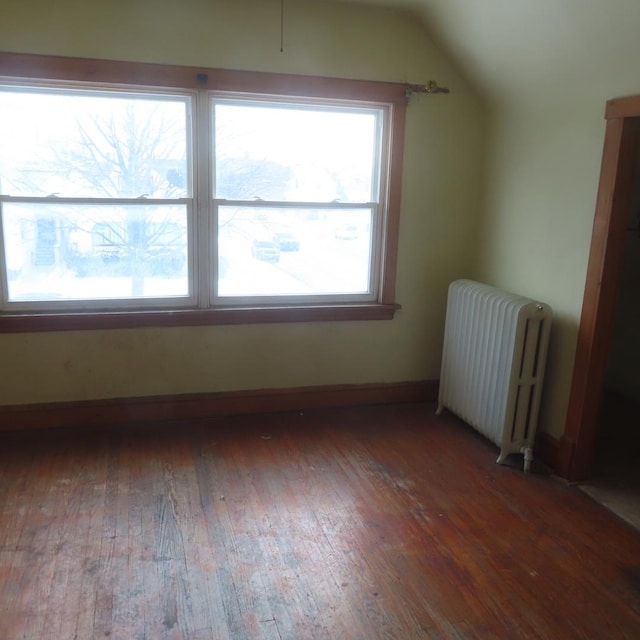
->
[[194, 90, 212, 308]]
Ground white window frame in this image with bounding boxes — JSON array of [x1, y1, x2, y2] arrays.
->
[[0, 53, 407, 332], [0, 82, 196, 312], [209, 94, 389, 307]]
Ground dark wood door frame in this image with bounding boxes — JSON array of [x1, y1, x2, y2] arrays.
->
[[564, 97, 640, 481]]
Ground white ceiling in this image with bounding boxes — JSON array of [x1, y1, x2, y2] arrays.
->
[[345, 0, 640, 109]]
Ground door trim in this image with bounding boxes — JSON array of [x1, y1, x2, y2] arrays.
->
[[564, 98, 639, 480]]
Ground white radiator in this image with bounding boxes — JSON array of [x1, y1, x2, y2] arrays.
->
[[436, 279, 552, 472]]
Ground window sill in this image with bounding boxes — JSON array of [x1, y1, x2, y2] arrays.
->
[[0, 303, 401, 333]]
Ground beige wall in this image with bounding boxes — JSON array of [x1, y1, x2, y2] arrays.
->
[[474, 105, 606, 438], [473, 8, 640, 439], [0, 0, 487, 405], [395, 0, 640, 442]]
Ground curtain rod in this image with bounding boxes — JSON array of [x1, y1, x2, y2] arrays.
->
[[405, 81, 450, 98]]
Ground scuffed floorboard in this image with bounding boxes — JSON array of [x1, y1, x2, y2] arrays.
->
[[1, 403, 639, 639]]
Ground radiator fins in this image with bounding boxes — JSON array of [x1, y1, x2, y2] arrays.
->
[[437, 280, 552, 472]]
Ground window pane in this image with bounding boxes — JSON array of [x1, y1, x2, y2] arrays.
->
[[214, 102, 378, 202], [217, 205, 372, 297], [0, 88, 189, 198], [2, 203, 188, 301]]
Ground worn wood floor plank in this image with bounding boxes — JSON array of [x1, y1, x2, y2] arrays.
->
[[194, 430, 256, 639], [1, 403, 640, 639], [264, 423, 375, 640], [222, 425, 310, 640]]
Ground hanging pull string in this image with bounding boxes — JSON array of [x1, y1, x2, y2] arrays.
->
[[280, 0, 285, 52]]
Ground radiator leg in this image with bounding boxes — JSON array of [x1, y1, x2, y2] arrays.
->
[[435, 403, 444, 415], [522, 446, 534, 473], [496, 451, 508, 465]]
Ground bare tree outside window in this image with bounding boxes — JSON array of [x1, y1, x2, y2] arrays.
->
[[0, 90, 189, 299]]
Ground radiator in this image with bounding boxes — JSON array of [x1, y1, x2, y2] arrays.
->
[[436, 279, 552, 472]]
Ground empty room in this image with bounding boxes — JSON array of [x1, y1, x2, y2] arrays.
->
[[1, 1, 640, 638]]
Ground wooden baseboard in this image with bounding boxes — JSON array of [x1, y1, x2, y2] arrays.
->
[[0, 380, 439, 432], [536, 432, 575, 478]]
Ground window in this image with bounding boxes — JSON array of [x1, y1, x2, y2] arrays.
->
[[213, 99, 385, 302], [0, 54, 407, 330], [0, 87, 192, 306]]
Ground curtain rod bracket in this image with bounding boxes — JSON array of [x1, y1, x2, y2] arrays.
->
[[405, 81, 450, 99]]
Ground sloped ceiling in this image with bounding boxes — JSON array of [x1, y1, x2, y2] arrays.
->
[[348, 0, 640, 109]]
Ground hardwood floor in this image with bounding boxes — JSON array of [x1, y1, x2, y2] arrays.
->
[[1, 403, 639, 639]]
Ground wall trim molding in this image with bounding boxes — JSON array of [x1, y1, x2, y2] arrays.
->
[[0, 381, 438, 432], [1, 380, 571, 479]]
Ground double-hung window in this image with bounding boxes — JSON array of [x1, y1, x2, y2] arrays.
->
[[0, 54, 407, 330], [0, 86, 193, 308], [212, 97, 386, 304]]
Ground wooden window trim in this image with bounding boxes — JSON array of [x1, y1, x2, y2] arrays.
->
[[0, 52, 407, 332], [0, 304, 400, 333]]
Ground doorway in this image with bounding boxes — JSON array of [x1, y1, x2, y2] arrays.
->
[[565, 100, 640, 485], [581, 137, 640, 529]]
